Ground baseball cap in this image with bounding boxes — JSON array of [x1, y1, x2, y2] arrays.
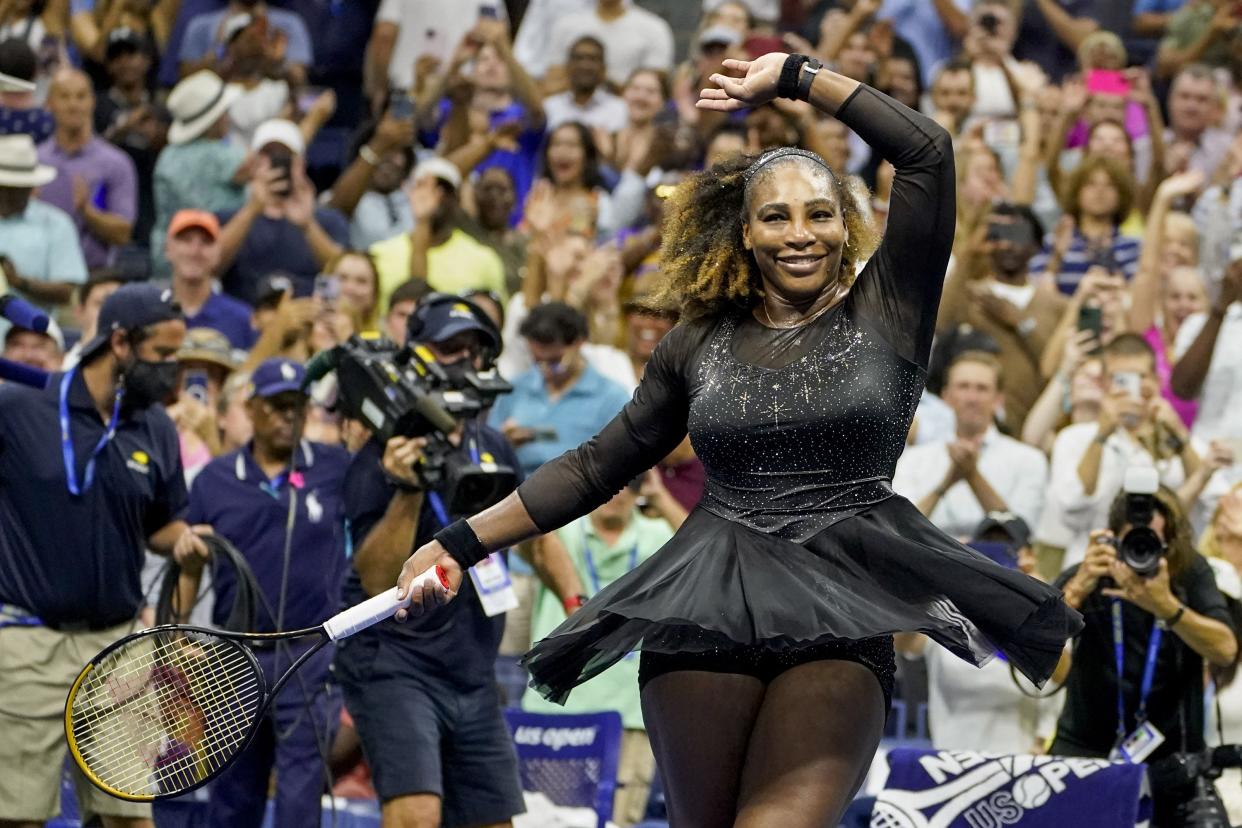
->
[[79, 283, 183, 361], [254, 272, 295, 309], [167, 209, 220, 242], [973, 512, 1032, 549], [249, 358, 306, 398], [252, 118, 305, 155], [699, 25, 742, 48], [409, 298, 499, 350], [412, 157, 462, 191], [105, 26, 145, 60]]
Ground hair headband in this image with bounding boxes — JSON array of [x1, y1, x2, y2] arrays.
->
[[742, 147, 833, 184]]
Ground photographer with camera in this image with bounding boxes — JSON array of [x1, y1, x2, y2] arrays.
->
[[333, 294, 584, 828], [1052, 471, 1237, 825]]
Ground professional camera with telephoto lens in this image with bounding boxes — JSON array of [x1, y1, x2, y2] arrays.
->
[[1107, 469, 1162, 580], [310, 334, 516, 517], [1150, 745, 1242, 828], [1103, 466, 1166, 578]]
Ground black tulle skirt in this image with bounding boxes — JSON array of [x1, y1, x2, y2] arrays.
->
[[521, 497, 1083, 705]]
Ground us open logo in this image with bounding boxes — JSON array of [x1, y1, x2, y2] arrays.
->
[[126, 450, 151, 475]]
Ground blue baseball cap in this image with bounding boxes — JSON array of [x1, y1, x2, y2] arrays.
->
[[408, 297, 499, 350], [80, 283, 183, 360], [249, 358, 306, 399]]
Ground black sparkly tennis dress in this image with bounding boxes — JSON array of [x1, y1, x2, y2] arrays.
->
[[518, 86, 1084, 707]]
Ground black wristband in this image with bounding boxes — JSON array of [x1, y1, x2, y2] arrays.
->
[[434, 518, 489, 569], [777, 54, 808, 100], [1163, 604, 1186, 628]]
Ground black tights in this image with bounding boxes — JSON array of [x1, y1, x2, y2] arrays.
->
[[640, 659, 886, 828]]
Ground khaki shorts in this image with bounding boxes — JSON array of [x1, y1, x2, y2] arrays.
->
[[613, 729, 655, 827], [498, 570, 539, 657], [0, 622, 152, 822]]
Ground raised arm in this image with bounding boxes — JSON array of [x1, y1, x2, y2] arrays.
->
[[829, 79, 956, 368]]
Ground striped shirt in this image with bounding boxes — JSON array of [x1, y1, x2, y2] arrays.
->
[[1030, 229, 1141, 296]]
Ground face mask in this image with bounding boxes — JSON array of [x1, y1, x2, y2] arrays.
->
[[121, 358, 178, 410]]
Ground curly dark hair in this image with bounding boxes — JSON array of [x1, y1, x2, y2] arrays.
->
[[652, 152, 879, 320]]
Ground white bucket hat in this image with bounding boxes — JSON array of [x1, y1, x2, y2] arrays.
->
[[0, 134, 57, 188], [167, 70, 240, 145]]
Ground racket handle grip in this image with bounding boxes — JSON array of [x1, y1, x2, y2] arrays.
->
[[323, 565, 449, 641]]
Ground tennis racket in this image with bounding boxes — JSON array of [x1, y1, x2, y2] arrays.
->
[[64, 565, 450, 802]]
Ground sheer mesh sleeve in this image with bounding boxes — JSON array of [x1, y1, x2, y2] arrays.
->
[[839, 86, 956, 369], [515, 321, 710, 533]]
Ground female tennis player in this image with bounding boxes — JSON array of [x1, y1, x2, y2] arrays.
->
[[398, 53, 1083, 826]]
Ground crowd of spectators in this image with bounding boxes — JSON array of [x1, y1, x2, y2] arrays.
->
[[3, 0, 1242, 826]]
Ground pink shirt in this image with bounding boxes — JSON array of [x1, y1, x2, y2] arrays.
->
[[1145, 325, 1197, 429]]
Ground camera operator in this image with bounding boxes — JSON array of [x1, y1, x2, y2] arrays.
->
[[1052, 482, 1238, 826], [334, 295, 584, 828], [0, 283, 205, 828]]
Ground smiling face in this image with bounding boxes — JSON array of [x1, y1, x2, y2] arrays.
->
[[623, 70, 666, 125], [742, 160, 848, 306], [336, 253, 378, 318], [1086, 120, 1132, 164], [1162, 266, 1207, 329], [546, 124, 586, 186]]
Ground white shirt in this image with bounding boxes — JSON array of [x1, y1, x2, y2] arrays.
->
[[702, 0, 779, 22], [924, 644, 1063, 754], [1173, 304, 1242, 442], [543, 89, 630, 133], [497, 293, 639, 392], [912, 390, 955, 446], [227, 80, 289, 149], [513, 0, 593, 76], [892, 426, 1049, 540], [376, 0, 508, 90], [546, 5, 675, 86], [1044, 422, 1185, 568]]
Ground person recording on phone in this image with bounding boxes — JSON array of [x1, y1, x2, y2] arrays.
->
[[334, 295, 583, 828], [177, 357, 351, 828], [216, 118, 350, 305], [1047, 333, 1201, 567], [1052, 479, 1237, 825], [0, 282, 207, 828]]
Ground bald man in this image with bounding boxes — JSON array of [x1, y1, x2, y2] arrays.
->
[[37, 67, 138, 269]]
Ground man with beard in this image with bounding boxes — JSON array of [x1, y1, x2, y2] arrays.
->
[[936, 202, 1068, 433], [180, 358, 350, 828], [0, 282, 206, 828]]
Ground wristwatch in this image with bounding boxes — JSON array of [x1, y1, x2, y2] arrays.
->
[[796, 57, 823, 102], [1163, 603, 1186, 628], [563, 594, 588, 613]]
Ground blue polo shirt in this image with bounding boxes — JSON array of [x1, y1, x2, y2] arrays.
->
[[339, 424, 521, 687], [215, 208, 351, 304], [186, 292, 256, 351], [0, 369, 186, 627], [488, 363, 632, 479], [187, 440, 350, 632]]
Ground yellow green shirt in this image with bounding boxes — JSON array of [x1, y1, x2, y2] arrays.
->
[[370, 228, 507, 308]]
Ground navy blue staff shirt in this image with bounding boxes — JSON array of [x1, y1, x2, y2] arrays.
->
[[340, 423, 522, 688], [0, 369, 186, 627], [187, 440, 351, 632]]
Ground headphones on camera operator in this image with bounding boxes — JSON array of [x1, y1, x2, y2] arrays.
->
[[405, 292, 503, 370]]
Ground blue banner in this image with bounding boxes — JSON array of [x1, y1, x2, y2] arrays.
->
[[872, 749, 1151, 828]]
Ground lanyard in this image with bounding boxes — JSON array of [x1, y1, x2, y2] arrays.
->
[[59, 368, 122, 496], [425, 434, 483, 527], [1112, 598, 1164, 742], [579, 523, 637, 596]]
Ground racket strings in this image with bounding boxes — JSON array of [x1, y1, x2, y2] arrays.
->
[[69, 630, 263, 797]]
